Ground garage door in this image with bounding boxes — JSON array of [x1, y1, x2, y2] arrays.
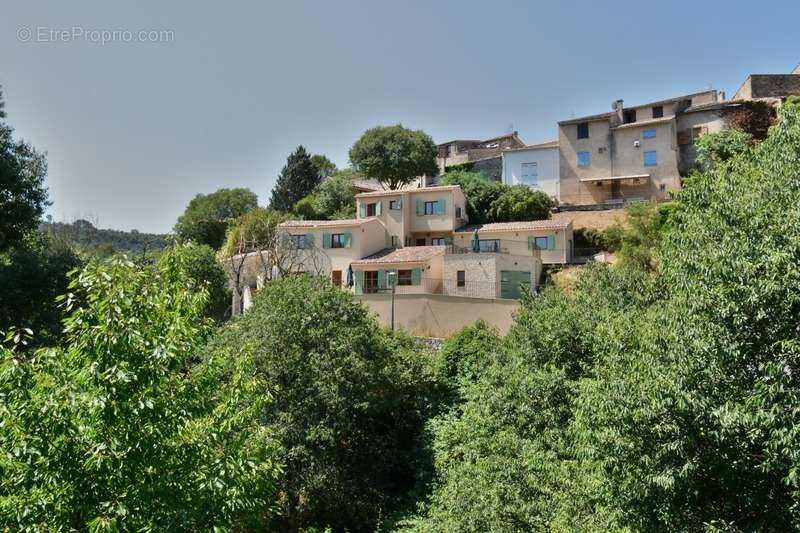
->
[[500, 271, 530, 299]]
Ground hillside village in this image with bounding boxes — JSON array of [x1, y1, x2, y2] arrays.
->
[[229, 64, 800, 335]]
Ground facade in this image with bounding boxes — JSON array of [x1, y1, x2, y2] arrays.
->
[[733, 72, 800, 102], [501, 140, 560, 200], [452, 219, 573, 265], [558, 90, 723, 206], [436, 132, 526, 179]]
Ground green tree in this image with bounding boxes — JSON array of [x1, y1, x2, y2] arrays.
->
[[0, 86, 49, 252], [349, 125, 438, 190], [158, 243, 231, 323], [310, 153, 338, 180], [175, 188, 258, 249], [693, 127, 753, 172], [293, 168, 358, 220], [269, 146, 321, 212], [207, 275, 441, 531], [488, 185, 553, 222], [601, 200, 671, 271], [0, 231, 81, 346], [0, 253, 280, 531], [440, 170, 505, 224], [292, 193, 321, 219]]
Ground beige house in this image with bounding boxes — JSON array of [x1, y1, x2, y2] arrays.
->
[[452, 219, 573, 265], [558, 90, 723, 206]]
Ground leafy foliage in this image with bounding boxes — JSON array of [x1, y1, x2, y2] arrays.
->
[[219, 207, 287, 258], [0, 254, 280, 531], [0, 87, 49, 252], [310, 154, 338, 180], [175, 188, 258, 249], [349, 125, 438, 190], [0, 231, 81, 346], [292, 168, 359, 221], [694, 127, 753, 172], [601, 200, 671, 271], [207, 276, 443, 531], [158, 243, 231, 323], [440, 171, 505, 224], [489, 184, 553, 222], [269, 146, 321, 212]]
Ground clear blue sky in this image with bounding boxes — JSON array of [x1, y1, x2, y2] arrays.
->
[[2, 0, 798, 233]]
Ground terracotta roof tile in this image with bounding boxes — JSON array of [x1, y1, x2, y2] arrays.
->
[[279, 217, 377, 228], [351, 246, 446, 265], [355, 185, 462, 198], [455, 219, 570, 233]]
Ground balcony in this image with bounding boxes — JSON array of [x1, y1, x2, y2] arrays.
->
[[445, 238, 540, 258]]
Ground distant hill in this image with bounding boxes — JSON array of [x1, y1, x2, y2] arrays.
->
[[42, 219, 174, 257]]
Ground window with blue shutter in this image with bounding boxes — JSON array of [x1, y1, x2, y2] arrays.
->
[[377, 270, 387, 290], [342, 232, 352, 248], [437, 199, 446, 215], [547, 235, 556, 250], [642, 129, 656, 139], [644, 150, 657, 167], [577, 151, 591, 167], [359, 203, 366, 218], [411, 268, 422, 285], [322, 233, 331, 249], [416, 200, 424, 215]]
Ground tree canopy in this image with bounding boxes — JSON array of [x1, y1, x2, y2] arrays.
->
[[269, 146, 321, 212], [174, 188, 258, 249], [0, 86, 49, 252], [349, 125, 438, 190]]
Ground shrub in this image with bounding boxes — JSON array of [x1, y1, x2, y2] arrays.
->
[[440, 171, 505, 224], [489, 185, 553, 222]]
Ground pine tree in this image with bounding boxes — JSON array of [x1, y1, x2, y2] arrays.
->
[[269, 146, 321, 212]]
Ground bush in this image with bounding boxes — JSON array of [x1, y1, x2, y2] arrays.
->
[[440, 171, 505, 224], [206, 275, 442, 531], [159, 243, 231, 323], [0, 255, 279, 531], [489, 185, 553, 222]]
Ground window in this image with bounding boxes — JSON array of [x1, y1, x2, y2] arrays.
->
[[520, 162, 538, 185], [577, 122, 589, 139], [363, 271, 378, 293], [416, 238, 426, 246], [391, 235, 400, 248], [659, 183, 667, 192], [457, 270, 466, 287], [577, 151, 591, 167], [431, 237, 447, 246], [644, 150, 657, 167], [331, 233, 345, 248], [365, 202, 377, 217], [478, 239, 500, 252], [623, 108, 637, 124], [692, 125, 707, 140], [456, 206, 462, 218], [331, 270, 342, 287], [534, 236, 549, 250], [642, 129, 656, 139], [290, 234, 308, 249], [652, 105, 664, 118], [677, 130, 692, 145], [424, 201, 438, 215], [389, 199, 401, 210], [398, 269, 412, 286]]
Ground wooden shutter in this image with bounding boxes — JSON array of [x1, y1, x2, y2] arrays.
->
[[359, 203, 366, 218], [343, 232, 352, 248], [411, 268, 422, 285], [376, 201, 382, 216], [322, 233, 331, 249], [416, 200, 424, 215], [527, 235, 535, 250], [305, 234, 315, 248], [354, 270, 364, 294], [547, 235, 556, 250], [377, 270, 387, 290], [438, 199, 446, 215]]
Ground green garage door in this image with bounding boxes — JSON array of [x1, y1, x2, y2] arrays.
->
[[500, 271, 531, 299]]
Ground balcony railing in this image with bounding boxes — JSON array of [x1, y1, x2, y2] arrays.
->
[[357, 276, 537, 300], [445, 238, 539, 257]]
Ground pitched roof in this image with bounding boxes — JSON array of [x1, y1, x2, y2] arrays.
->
[[503, 139, 558, 152], [355, 185, 462, 198], [279, 217, 377, 229], [351, 246, 446, 265], [455, 219, 570, 233]]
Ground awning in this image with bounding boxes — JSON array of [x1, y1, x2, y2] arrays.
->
[[579, 174, 650, 183]]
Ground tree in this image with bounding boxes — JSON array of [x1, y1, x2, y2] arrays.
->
[[601, 200, 671, 271], [440, 170, 505, 224], [349, 125, 438, 190], [489, 185, 553, 222], [292, 194, 321, 219], [206, 275, 442, 531], [0, 231, 81, 346], [310, 153, 338, 180], [693, 127, 753, 172], [0, 253, 280, 530], [292, 168, 358, 221], [158, 243, 231, 323], [269, 146, 321, 211], [0, 86, 49, 252], [174, 188, 258, 249]]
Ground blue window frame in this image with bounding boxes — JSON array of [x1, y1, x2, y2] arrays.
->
[[577, 151, 590, 167], [644, 150, 657, 167], [642, 129, 656, 139]]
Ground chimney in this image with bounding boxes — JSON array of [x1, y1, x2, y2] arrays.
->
[[612, 99, 624, 126]]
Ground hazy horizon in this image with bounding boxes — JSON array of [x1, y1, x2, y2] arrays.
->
[[3, 0, 798, 233]]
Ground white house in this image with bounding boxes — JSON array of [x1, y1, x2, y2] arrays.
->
[[501, 140, 560, 202]]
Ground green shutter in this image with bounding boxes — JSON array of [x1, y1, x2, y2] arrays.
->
[[354, 270, 364, 295], [305, 234, 315, 248], [528, 236, 535, 250], [343, 232, 352, 248], [376, 201, 382, 216], [322, 233, 331, 249], [359, 203, 366, 218], [397, 199, 402, 209], [547, 235, 556, 250], [411, 268, 422, 285], [438, 199, 446, 215], [378, 270, 387, 290], [416, 200, 424, 215]]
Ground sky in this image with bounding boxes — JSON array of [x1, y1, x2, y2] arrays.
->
[[2, 0, 799, 233]]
